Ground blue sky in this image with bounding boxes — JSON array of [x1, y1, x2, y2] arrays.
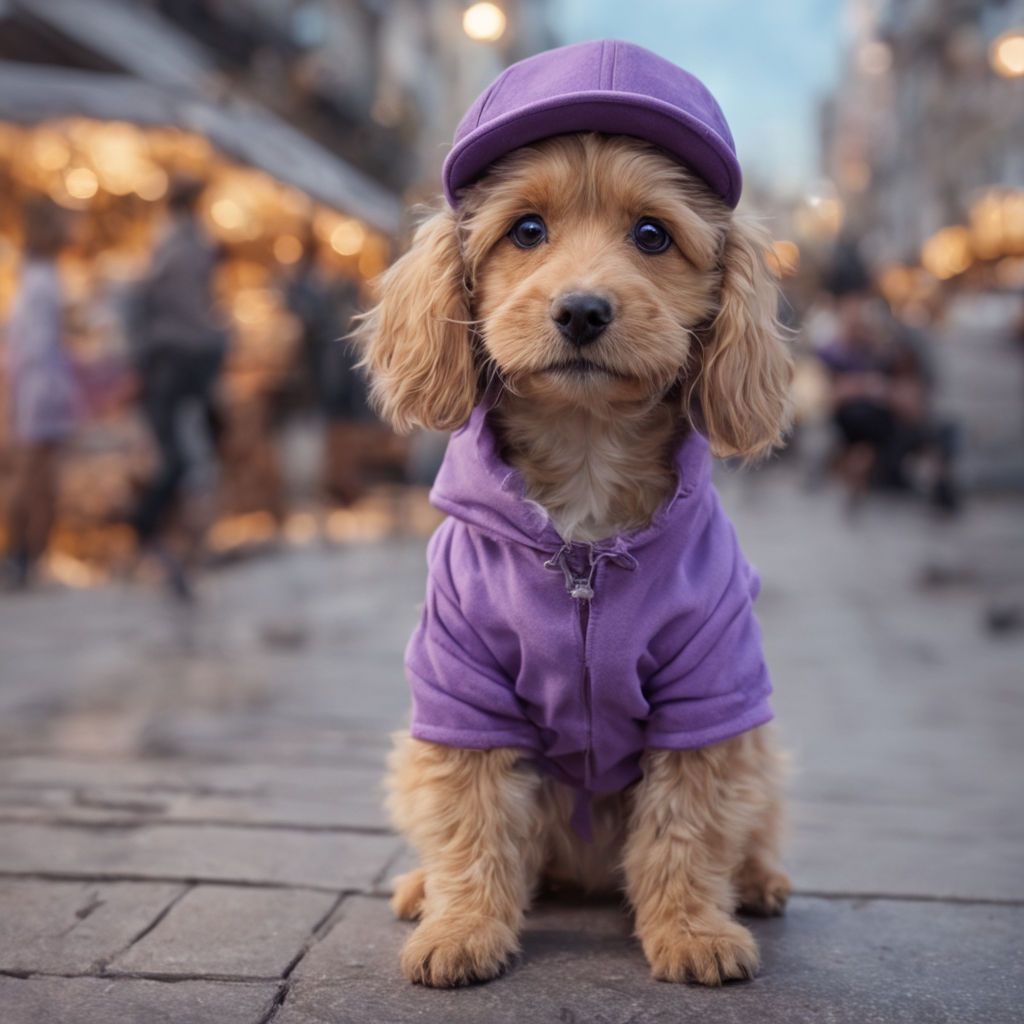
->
[[550, 0, 846, 198]]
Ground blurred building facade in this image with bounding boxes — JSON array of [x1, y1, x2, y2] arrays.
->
[[144, 0, 556, 195], [821, 0, 1024, 279]]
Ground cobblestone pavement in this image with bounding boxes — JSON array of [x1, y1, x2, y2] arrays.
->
[[1, 469, 1023, 1023]]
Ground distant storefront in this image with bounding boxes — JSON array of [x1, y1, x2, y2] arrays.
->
[[0, 61, 403, 580]]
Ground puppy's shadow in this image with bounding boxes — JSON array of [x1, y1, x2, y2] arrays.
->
[[513, 890, 644, 980]]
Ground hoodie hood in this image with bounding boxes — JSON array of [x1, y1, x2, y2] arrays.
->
[[429, 399, 713, 556]]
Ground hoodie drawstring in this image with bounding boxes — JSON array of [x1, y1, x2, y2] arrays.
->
[[543, 542, 638, 600]]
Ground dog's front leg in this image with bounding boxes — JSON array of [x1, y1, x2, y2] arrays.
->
[[624, 741, 760, 985], [387, 736, 541, 987]]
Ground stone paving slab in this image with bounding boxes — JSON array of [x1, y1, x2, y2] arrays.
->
[[278, 894, 1024, 1024], [0, 975, 280, 1024], [0, 823, 399, 891], [0, 752, 392, 831], [0, 753, 389, 795], [0, 880, 184, 974], [0, 785, 390, 831], [787, 798, 1024, 902], [112, 884, 337, 978]]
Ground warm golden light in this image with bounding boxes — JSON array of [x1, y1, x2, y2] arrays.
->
[[134, 164, 169, 202], [65, 166, 99, 199], [274, 235, 304, 264], [795, 185, 845, 240], [921, 225, 973, 280], [766, 239, 800, 277], [358, 240, 388, 278], [463, 2, 506, 42], [211, 197, 246, 231], [990, 29, 1024, 77], [284, 511, 319, 545], [878, 265, 915, 305], [208, 512, 278, 553], [232, 287, 274, 325], [31, 130, 71, 171], [330, 218, 366, 256]]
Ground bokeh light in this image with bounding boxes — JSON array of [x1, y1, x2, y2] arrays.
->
[[462, 2, 506, 42], [990, 28, 1024, 77]]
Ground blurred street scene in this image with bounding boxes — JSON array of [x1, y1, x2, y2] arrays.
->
[[0, 1, 1023, 1021]]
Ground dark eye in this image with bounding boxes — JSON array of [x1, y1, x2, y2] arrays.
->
[[632, 218, 672, 254], [509, 215, 547, 249]]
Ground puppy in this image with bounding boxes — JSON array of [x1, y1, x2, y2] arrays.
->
[[359, 44, 793, 990]]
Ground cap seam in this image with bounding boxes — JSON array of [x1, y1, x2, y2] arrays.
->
[[474, 74, 504, 129]]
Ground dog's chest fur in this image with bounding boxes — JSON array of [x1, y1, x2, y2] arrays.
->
[[495, 397, 681, 542]]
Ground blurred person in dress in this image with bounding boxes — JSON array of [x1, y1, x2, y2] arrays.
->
[[2, 200, 80, 589], [125, 176, 229, 599]]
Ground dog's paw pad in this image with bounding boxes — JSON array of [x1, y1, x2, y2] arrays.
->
[[400, 916, 517, 987], [643, 919, 760, 985]]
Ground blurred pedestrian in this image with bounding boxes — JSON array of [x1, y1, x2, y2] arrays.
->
[[819, 292, 959, 511], [282, 240, 375, 505], [126, 176, 229, 599], [818, 293, 896, 500], [2, 200, 79, 588]]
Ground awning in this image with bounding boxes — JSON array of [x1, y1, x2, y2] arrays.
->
[[0, 60, 402, 235]]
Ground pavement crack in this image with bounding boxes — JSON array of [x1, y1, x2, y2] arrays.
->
[[369, 843, 405, 892], [0, 968, 280, 984], [0, 869, 349, 893], [73, 892, 105, 921], [0, 814, 394, 835], [256, 980, 290, 1024], [791, 888, 1024, 908], [98, 883, 193, 971]]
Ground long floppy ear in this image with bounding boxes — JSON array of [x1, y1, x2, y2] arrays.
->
[[356, 207, 477, 432], [698, 216, 793, 460]]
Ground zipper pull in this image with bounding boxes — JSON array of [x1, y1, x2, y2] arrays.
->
[[569, 579, 594, 600]]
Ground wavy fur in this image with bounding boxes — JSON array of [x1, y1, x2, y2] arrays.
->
[[361, 135, 791, 987]]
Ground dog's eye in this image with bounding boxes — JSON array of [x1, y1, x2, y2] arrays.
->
[[632, 218, 672, 254], [509, 215, 547, 249]]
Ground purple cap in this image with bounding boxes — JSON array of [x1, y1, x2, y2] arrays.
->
[[443, 40, 742, 209]]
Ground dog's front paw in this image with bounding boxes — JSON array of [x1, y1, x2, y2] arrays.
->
[[400, 914, 518, 987], [641, 917, 759, 985]]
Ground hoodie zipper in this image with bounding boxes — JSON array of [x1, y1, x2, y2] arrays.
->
[[544, 545, 599, 792]]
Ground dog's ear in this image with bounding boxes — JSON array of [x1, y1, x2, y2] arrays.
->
[[696, 216, 793, 460], [357, 208, 477, 433]]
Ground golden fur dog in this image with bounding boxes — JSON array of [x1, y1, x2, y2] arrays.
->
[[359, 133, 793, 987]]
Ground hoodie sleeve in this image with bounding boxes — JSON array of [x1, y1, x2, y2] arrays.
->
[[643, 519, 773, 750], [404, 520, 541, 751]]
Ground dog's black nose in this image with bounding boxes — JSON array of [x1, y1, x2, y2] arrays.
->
[[551, 292, 613, 347]]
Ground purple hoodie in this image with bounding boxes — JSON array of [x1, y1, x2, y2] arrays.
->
[[405, 402, 773, 834]]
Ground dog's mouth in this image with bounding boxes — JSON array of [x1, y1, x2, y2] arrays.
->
[[540, 359, 630, 381]]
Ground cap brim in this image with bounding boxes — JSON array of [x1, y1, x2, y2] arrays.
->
[[443, 91, 742, 209]]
